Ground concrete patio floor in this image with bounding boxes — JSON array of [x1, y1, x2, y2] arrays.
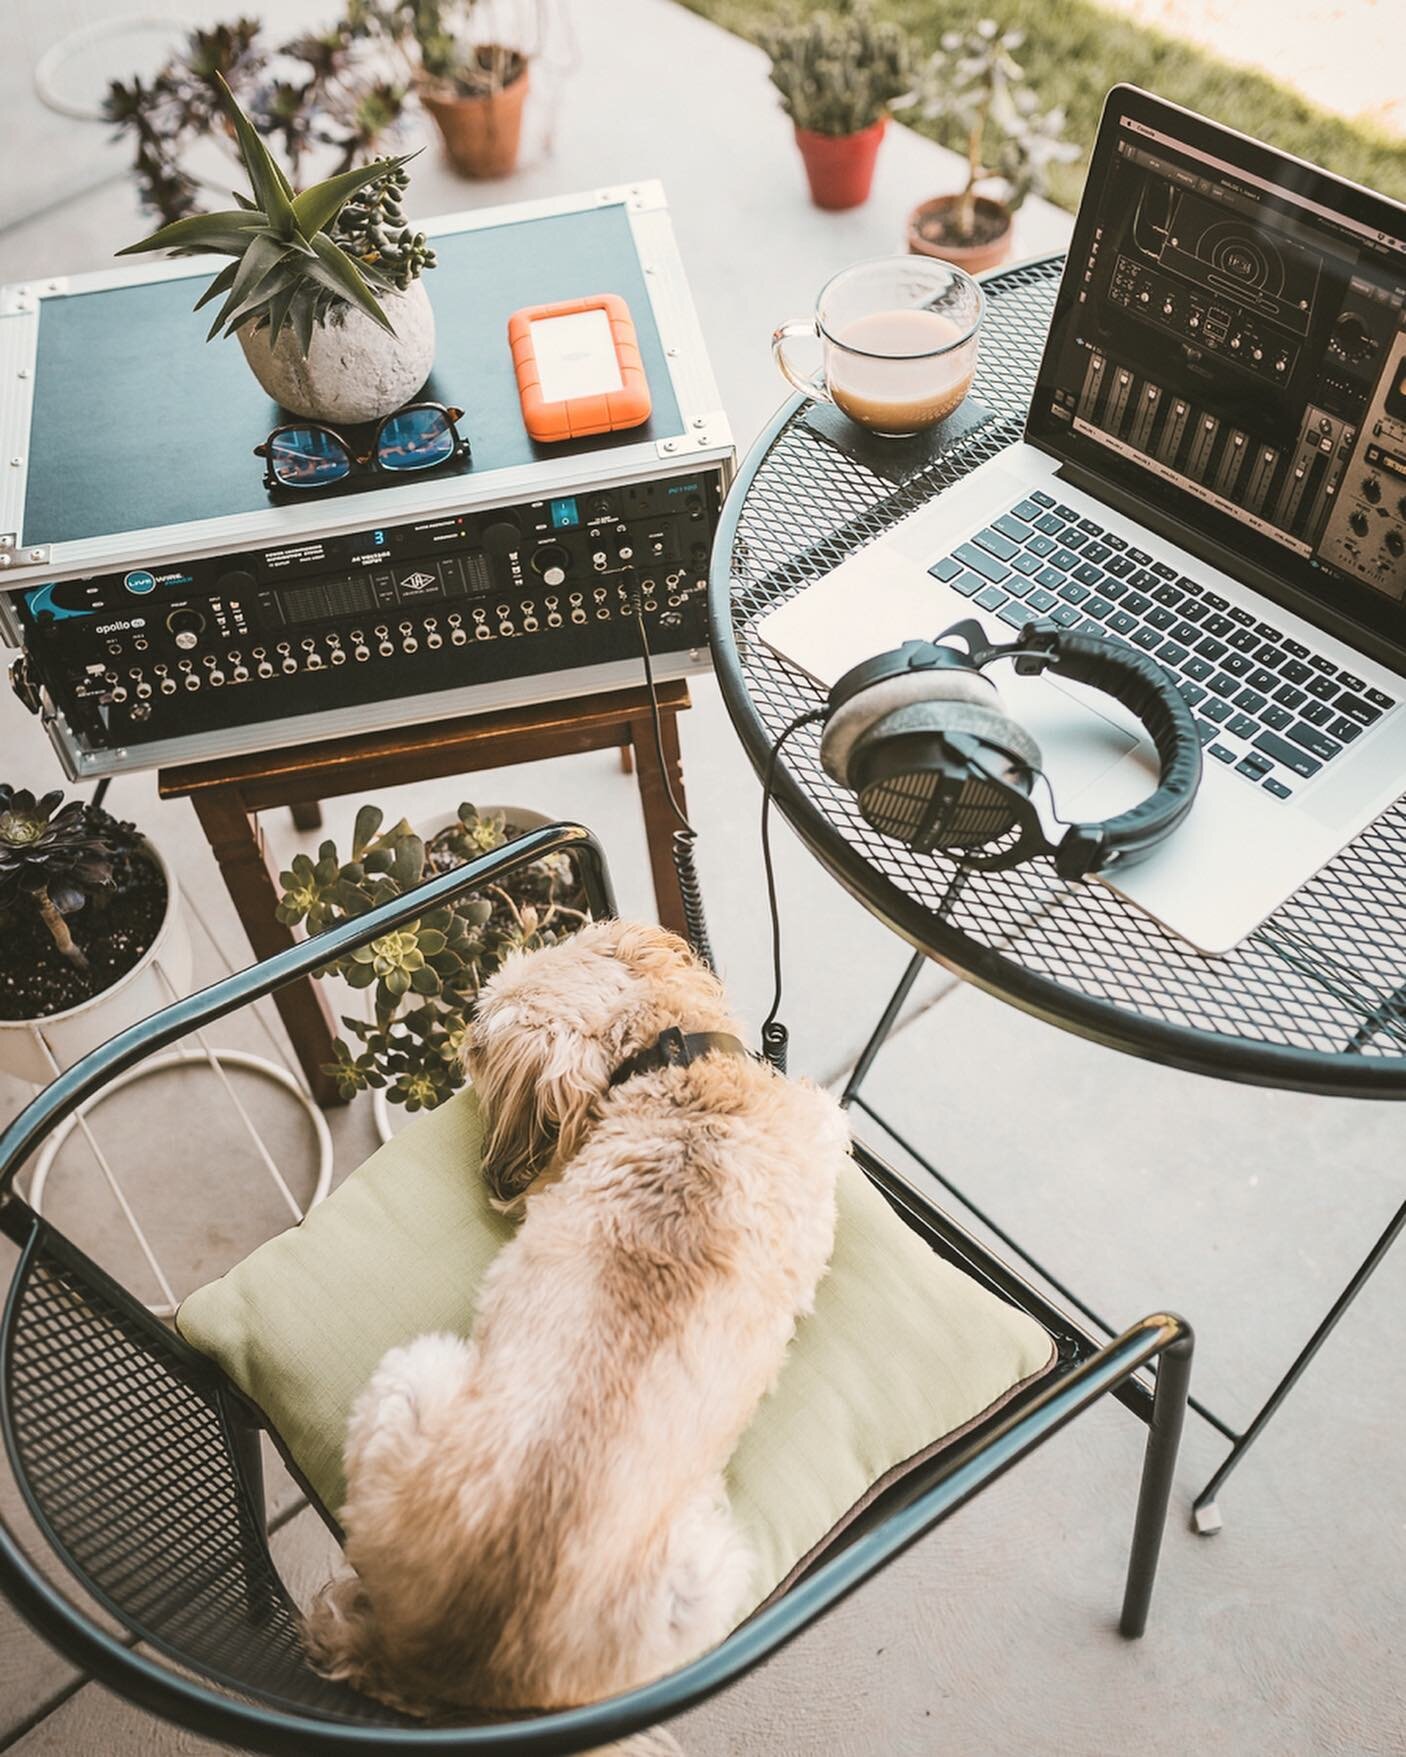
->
[[2, 2, 1404, 1752]]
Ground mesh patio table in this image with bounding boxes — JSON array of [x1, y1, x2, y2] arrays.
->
[[707, 253, 1406, 1529]]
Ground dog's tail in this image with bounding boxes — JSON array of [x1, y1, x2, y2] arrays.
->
[[302, 1574, 429, 1715]]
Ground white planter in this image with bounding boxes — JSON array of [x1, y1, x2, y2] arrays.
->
[[237, 278, 436, 425], [0, 840, 192, 1087]]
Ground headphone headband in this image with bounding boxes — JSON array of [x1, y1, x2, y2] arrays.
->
[[961, 619, 1203, 877], [820, 616, 1203, 880]]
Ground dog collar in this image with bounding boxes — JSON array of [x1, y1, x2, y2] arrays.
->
[[608, 1026, 753, 1088]]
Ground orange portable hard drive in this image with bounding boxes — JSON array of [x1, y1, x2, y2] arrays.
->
[[509, 294, 652, 443]]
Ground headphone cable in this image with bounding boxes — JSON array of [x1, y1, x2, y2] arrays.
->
[[760, 708, 827, 1060]]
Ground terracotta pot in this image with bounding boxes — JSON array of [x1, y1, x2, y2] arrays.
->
[[906, 193, 1014, 275], [238, 278, 436, 425], [422, 66, 530, 180], [794, 118, 886, 212]]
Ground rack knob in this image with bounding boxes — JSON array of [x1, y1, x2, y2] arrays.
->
[[166, 608, 204, 650], [482, 518, 521, 557]]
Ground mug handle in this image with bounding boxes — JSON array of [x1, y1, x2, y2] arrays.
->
[[771, 318, 833, 403]]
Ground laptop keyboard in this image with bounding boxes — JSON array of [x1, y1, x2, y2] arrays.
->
[[927, 490, 1397, 804]]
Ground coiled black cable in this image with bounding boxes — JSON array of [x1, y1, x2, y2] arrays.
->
[[759, 1019, 789, 1075], [628, 581, 717, 974]]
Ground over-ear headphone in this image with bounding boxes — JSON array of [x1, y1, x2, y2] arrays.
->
[[819, 618, 1203, 879]]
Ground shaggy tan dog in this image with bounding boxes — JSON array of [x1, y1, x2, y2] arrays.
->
[[304, 920, 846, 1725]]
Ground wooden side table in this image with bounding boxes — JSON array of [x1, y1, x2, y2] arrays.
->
[[160, 682, 691, 1105]]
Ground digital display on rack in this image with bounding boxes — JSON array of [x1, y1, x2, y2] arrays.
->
[[281, 576, 377, 623], [346, 529, 392, 567]]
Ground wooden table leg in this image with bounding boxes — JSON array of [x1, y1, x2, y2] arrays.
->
[[628, 703, 690, 939], [186, 787, 344, 1107]]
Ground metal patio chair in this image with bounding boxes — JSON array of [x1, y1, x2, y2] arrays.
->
[[0, 822, 1193, 1756]]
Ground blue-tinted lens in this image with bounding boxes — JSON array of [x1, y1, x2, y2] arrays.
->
[[269, 428, 350, 487], [378, 406, 455, 472]]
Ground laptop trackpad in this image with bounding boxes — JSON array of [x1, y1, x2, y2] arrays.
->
[[1002, 670, 1146, 808]]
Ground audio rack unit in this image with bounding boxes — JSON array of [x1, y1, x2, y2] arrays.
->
[[0, 184, 734, 778]]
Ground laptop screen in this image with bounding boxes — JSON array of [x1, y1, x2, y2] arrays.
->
[[1028, 88, 1406, 661]]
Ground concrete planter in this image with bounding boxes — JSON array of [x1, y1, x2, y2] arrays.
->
[[0, 840, 192, 1088], [238, 278, 436, 425]]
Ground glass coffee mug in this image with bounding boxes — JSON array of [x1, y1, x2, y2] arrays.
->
[[772, 256, 985, 437]]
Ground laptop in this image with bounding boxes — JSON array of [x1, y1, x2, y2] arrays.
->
[[756, 87, 1406, 954]]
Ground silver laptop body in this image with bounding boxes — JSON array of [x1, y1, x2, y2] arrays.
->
[[757, 88, 1406, 954]]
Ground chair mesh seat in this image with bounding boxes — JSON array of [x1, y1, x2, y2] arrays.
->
[[5, 1231, 402, 1723]]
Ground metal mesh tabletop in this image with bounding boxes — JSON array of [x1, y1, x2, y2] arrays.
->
[[708, 256, 1406, 1097]]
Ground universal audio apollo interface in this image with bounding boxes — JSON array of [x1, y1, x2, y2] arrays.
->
[[0, 184, 733, 778]]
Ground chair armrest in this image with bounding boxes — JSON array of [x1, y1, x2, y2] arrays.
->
[[0, 822, 615, 1202], [0, 1310, 1188, 1756]]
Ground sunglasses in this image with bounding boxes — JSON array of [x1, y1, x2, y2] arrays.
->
[[254, 403, 469, 491]]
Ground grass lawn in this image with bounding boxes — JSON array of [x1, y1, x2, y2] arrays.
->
[[676, 0, 1406, 211]]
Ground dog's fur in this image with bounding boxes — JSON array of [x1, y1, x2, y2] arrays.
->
[[303, 920, 847, 1719]]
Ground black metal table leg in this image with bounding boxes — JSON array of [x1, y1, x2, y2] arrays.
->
[[841, 949, 926, 1107], [1191, 1188, 1406, 1534]]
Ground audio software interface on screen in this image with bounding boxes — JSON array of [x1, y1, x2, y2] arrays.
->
[[1037, 109, 1406, 607]]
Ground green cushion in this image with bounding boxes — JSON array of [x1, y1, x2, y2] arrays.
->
[[178, 1090, 1054, 1613]]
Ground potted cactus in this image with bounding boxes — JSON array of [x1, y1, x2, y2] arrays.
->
[[0, 788, 191, 1086], [348, 0, 541, 181], [116, 74, 438, 425], [906, 20, 1078, 273], [762, 0, 916, 212], [276, 802, 588, 1114]]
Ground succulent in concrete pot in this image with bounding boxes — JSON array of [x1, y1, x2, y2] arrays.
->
[[762, 0, 916, 211], [116, 74, 437, 424]]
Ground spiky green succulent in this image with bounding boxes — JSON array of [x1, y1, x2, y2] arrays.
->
[[116, 73, 421, 356]]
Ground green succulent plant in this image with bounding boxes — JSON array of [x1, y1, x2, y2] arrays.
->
[[762, 0, 916, 137], [0, 787, 119, 972], [332, 159, 437, 290], [911, 20, 1079, 238], [115, 72, 424, 355], [345, 0, 529, 97], [104, 19, 415, 228], [278, 803, 588, 1110]]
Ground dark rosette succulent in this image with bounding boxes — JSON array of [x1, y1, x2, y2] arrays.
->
[[0, 787, 119, 970]]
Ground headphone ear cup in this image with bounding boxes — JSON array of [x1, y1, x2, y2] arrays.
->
[[849, 700, 1044, 852], [820, 663, 1004, 787]]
